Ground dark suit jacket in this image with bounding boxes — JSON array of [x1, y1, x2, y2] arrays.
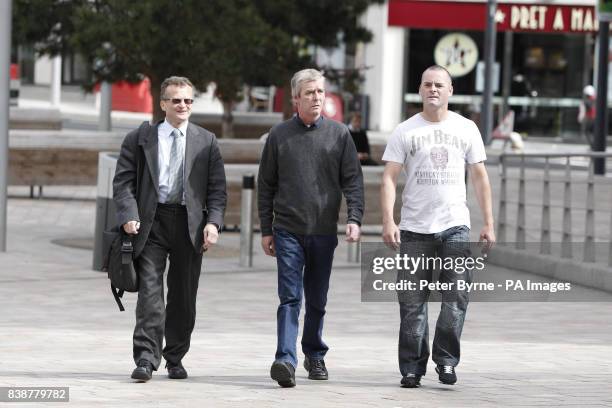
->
[[113, 120, 227, 257]]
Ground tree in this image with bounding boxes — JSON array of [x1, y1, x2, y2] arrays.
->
[[12, 0, 82, 54], [197, 1, 290, 137], [13, 0, 382, 135], [253, 0, 384, 119], [13, 0, 287, 136], [82, 1, 215, 121]]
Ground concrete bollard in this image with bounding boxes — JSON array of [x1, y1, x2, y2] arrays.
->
[[239, 174, 255, 267], [99, 81, 112, 131], [92, 152, 118, 271], [347, 241, 361, 263]]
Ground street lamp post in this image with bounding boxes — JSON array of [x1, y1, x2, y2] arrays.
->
[[0, 0, 12, 251], [594, 22, 609, 175], [482, 0, 497, 145]]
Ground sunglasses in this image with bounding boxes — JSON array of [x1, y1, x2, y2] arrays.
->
[[163, 98, 194, 105]]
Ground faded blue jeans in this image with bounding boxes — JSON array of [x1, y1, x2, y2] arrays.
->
[[398, 225, 472, 377], [273, 228, 338, 368]]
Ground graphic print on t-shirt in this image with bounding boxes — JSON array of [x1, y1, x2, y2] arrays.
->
[[410, 128, 468, 187], [430, 146, 448, 170]]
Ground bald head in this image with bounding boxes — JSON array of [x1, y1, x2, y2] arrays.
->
[[421, 65, 452, 86]]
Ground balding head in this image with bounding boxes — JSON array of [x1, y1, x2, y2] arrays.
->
[[421, 65, 452, 85]]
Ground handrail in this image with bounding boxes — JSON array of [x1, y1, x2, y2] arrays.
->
[[497, 152, 612, 266]]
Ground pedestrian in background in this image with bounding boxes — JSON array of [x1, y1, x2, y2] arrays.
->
[[578, 84, 596, 148], [348, 113, 379, 166]]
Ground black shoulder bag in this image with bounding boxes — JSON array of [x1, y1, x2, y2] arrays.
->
[[102, 227, 138, 311]]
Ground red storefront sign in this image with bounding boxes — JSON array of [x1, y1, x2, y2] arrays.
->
[[389, 0, 599, 33]]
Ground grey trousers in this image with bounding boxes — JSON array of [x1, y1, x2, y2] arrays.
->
[[398, 226, 471, 377], [132, 203, 203, 370]]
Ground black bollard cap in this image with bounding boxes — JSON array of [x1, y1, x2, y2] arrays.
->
[[242, 174, 255, 189]]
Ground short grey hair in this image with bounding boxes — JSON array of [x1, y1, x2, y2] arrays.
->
[[161, 76, 194, 99], [291, 68, 325, 99]]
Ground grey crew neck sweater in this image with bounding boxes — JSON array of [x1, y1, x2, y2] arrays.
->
[[258, 116, 364, 236]]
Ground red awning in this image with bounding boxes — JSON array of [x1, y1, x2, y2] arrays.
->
[[389, 0, 598, 33]]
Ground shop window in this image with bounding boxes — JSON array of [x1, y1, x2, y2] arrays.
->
[[525, 47, 545, 69], [548, 51, 568, 70]]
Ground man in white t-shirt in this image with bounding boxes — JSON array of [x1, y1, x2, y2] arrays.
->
[[381, 65, 495, 388]]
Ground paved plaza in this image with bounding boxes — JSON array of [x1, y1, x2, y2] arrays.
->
[[0, 185, 611, 407]]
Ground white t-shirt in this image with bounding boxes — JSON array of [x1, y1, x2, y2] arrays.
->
[[382, 111, 486, 234]]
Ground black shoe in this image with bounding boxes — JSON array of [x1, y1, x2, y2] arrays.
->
[[436, 365, 457, 385], [131, 359, 153, 382], [400, 373, 422, 388], [303, 357, 328, 380], [270, 361, 296, 388], [166, 361, 188, 379]]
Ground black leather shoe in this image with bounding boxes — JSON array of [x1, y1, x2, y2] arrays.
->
[[270, 361, 296, 388], [303, 357, 328, 380], [131, 359, 153, 382], [401, 373, 422, 388], [166, 361, 188, 379], [436, 365, 457, 385]]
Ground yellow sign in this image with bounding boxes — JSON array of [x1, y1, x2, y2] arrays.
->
[[434, 33, 479, 78]]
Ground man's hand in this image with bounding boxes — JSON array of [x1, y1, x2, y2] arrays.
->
[[479, 224, 496, 253], [123, 220, 140, 235], [382, 221, 400, 250], [346, 223, 361, 242], [202, 223, 219, 252], [261, 235, 275, 257]]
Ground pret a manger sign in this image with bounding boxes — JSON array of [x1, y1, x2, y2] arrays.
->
[[388, 1, 602, 34], [497, 4, 599, 32]]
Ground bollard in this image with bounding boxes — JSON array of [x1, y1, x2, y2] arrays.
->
[[9, 63, 19, 106], [99, 81, 112, 131], [239, 174, 255, 267], [347, 240, 361, 263]]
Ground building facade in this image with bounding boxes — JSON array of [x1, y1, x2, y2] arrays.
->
[[363, 0, 605, 138]]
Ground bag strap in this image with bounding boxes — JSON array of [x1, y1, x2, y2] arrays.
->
[[111, 230, 133, 312], [111, 285, 126, 312], [121, 237, 134, 264]]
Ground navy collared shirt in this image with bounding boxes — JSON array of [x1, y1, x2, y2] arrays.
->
[[293, 114, 324, 129]]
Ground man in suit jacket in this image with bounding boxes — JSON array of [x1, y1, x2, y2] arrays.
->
[[113, 76, 227, 382]]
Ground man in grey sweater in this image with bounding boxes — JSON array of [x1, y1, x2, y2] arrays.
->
[[258, 68, 364, 388]]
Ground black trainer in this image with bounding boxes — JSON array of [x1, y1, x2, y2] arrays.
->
[[303, 357, 328, 380], [270, 361, 296, 388], [435, 365, 457, 385], [131, 359, 153, 382], [166, 361, 188, 379], [400, 373, 422, 388]]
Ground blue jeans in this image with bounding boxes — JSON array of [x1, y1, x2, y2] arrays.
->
[[398, 225, 471, 376], [273, 228, 338, 368]]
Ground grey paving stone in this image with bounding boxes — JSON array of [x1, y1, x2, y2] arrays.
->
[[1, 188, 611, 407]]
